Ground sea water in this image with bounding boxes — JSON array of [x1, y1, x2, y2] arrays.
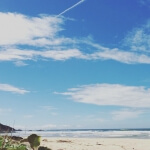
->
[[8, 129, 150, 139]]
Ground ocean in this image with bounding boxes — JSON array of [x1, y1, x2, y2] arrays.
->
[[7, 129, 150, 139]]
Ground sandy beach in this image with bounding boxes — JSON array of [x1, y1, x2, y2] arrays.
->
[[40, 137, 150, 150]]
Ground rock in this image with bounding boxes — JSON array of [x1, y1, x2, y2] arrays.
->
[[11, 136, 23, 141], [42, 139, 48, 142], [0, 123, 15, 133], [38, 146, 52, 150]]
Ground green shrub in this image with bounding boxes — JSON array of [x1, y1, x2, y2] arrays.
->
[[0, 134, 52, 150], [27, 134, 40, 150], [0, 136, 27, 150]]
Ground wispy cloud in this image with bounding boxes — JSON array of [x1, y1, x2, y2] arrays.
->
[[139, 0, 150, 5], [0, 48, 84, 61], [14, 61, 28, 67], [57, 84, 150, 108], [1, 46, 150, 64], [123, 20, 150, 53], [1, 12, 150, 65], [57, 0, 85, 17], [112, 109, 144, 120], [0, 83, 29, 94]]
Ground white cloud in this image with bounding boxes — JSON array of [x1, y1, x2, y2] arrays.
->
[[1, 46, 150, 64], [112, 109, 144, 120], [14, 61, 28, 67], [58, 84, 150, 108], [0, 48, 84, 61], [40, 49, 85, 60], [0, 83, 29, 94], [123, 20, 150, 52], [0, 12, 62, 46], [0, 49, 37, 61], [1, 12, 150, 65], [83, 39, 150, 64], [87, 48, 150, 64]]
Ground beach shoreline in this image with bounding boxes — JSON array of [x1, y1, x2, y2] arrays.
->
[[40, 137, 150, 150]]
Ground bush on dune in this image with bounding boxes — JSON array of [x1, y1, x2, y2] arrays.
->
[[27, 134, 40, 150], [0, 134, 51, 150], [0, 136, 27, 150]]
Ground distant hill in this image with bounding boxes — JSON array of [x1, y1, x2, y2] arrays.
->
[[0, 123, 15, 132]]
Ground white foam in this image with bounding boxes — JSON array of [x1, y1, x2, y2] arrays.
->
[[9, 130, 150, 139]]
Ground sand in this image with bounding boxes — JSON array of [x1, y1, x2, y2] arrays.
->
[[40, 137, 150, 150]]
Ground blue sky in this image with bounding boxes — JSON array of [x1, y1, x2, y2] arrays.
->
[[0, 0, 150, 129]]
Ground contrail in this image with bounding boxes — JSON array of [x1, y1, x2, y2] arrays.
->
[[57, 0, 85, 17]]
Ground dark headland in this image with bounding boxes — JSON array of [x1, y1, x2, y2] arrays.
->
[[0, 123, 15, 133]]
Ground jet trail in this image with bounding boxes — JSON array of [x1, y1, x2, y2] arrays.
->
[[57, 0, 85, 17]]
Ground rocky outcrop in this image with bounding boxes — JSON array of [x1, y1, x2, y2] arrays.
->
[[0, 123, 15, 132]]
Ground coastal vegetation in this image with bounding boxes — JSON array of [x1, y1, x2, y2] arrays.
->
[[0, 134, 51, 150], [0, 135, 27, 150], [0, 123, 51, 150]]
